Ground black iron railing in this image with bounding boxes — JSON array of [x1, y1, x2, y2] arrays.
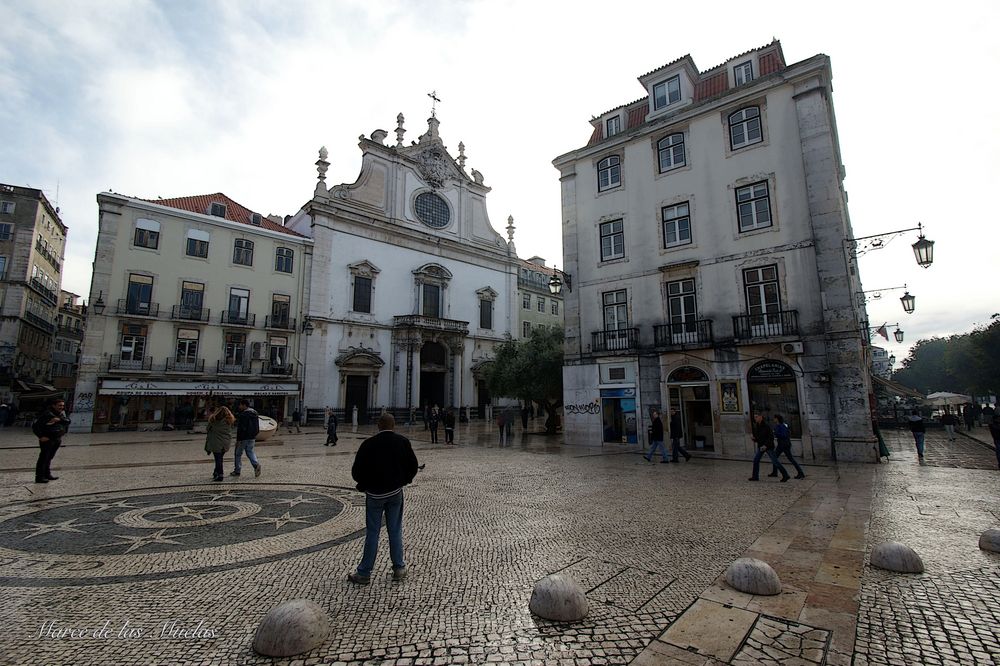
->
[[591, 327, 639, 352], [732, 309, 799, 340], [108, 355, 152, 371], [166, 358, 205, 373], [217, 360, 251, 374], [117, 299, 160, 317], [265, 315, 296, 331], [653, 320, 714, 348], [261, 362, 294, 376], [171, 304, 210, 322], [221, 311, 255, 326]]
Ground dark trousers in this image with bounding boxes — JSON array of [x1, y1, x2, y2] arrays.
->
[[671, 437, 690, 462], [429, 425, 438, 443], [444, 427, 454, 444], [35, 440, 61, 481], [212, 452, 224, 479], [752, 448, 788, 480], [772, 441, 804, 477]]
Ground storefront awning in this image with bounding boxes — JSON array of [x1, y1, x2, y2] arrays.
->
[[872, 375, 924, 399], [11, 380, 62, 397], [98, 379, 299, 397]]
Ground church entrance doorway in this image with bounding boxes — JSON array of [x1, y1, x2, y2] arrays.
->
[[344, 375, 369, 424], [420, 341, 447, 409]]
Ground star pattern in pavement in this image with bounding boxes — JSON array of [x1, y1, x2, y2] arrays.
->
[[147, 505, 232, 521], [4, 518, 100, 540], [91, 528, 194, 554], [249, 512, 319, 530], [194, 490, 248, 502], [270, 494, 324, 508], [80, 499, 149, 513]]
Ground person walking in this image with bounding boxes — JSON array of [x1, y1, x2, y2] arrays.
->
[[496, 410, 506, 446], [988, 414, 1000, 470], [326, 411, 339, 446], [205, 405, 235, 482], [423, 403, 430, 431], [770, 414, 805, 479], [0, 402, 9, 428], [940, 410, 958, 441], [232, 399, 262, 478], [962, 403, 975, 432], [347, 413, 419, 585], [32, 397, 70, 484], [669, 408, 692, 463], [443, 408, 455, 445], [644, 409, 668, 463], [749, 413, 789, 482], [428, 406, 440, 444], [503, 407, 514, 444], [908, 413, 926, 462]]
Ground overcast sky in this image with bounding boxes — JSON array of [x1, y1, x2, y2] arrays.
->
[[2, 0, 997, 360]]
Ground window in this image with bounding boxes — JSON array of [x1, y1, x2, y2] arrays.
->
[[414, 192, 451, 228], [186, 237, 209, 258], [0, 223, 12, 241], [224, 332, 246, 365], [180, 281, 204, 318], [666, 279, 697, 334], [743, 266, 781, 327], [606, 116, 621, 137], [0, 256, 6, 279], [120, 324, 147, 361], [175, 329, 199, 362], [228, 288, 250, 324], [353, 276, 372, 313], [0, 201, 14, 214], [271, 294, 290, 327], [523, 293, 531, 309], [729, 106, 762, 150], [551, 301, 559, 315], [734, 61, 753, 85], [653, 75, 681, 110], [275, 247, 294, 273], [657, 133, 686, 172], [597, 156, 621, 191], [600, 220, 625, 261], [422, 283, 441, 318], [269, 336, 288, 366], [736, 182, 772, 232], [537, 297, 545, 312], [603, 290, 628, 329], [480, 299, 493, 329], [522, 321, 531, 337], [233, 239, 254, 266], [662, 202, 691, 247], [134, 219, 160, 249], [209, 202, 227, 218], [126, 274, 154, 315]]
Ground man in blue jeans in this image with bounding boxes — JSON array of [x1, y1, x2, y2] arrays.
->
[[749, 413, 789, 482], [232, 399, 262, 477], [348, 412, 419, 585]]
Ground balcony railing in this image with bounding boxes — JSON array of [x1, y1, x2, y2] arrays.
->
[[171, 304, 210, 322], [166, 358, 205, 373], [24, 311, 55, 333], [117, 299, 160, 318], [108, 355, 152, 372], [29, 278, 59, 304], [654, 320, 714, 349], [221, 311, 255, 327], [34, 240, 62, 273], [592, 327, 640, 353], [265, 315, 296, 331], [217, 360, 252, 375], [732, 309, 799, 341], [261, 361, 294, 376], [392, 314, 469, 334]]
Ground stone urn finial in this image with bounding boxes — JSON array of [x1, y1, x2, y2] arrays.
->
[[506, 215, 515, 242], [395, 113, 406, 147], [457, 141, 467, 170]]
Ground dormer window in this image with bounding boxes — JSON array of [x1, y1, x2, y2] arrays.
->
[[606, 116, 621, 137], [734, 61, 753, 85], [653, 75, 681, 110], [250, 213, 262, 226], [209, 202, 227, 218]]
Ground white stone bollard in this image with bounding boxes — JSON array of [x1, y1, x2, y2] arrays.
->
[[979, 528, 1000, 553], [529, 574, 589, 622], [870, 541, 924, 573], [252, 599, 330, 657], [724, 557, 782, 595]]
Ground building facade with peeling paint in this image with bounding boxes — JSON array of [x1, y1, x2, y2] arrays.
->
[[553, 41, 874, 462]]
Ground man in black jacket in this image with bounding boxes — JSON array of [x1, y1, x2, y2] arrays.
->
[[749, 413, 789, 482], [669, 408, 692, 463], [232, 399, 262, 477], [32, 397, 70, 484], [348, 413, 419, 585]]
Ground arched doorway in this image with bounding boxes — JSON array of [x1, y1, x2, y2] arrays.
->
[[747, 360, 802, 437], [471, 359, 494, 418], [335, 348, 384, 425], [667, 365, 713, 450], [420, 341, 447, 410]]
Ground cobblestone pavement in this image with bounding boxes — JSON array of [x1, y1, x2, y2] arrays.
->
[[1, 423, 998, 665]]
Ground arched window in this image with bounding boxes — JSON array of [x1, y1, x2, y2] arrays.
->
[[657, 133, 686, 172], [597, 155, 621, 191], [729, 106, 762, 149], [274, 247, 294, 273], [233, 239, 254, 266], [668, 366, 709, 382]]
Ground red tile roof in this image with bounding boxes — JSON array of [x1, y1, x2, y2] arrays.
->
[[694, 70, 729, 101], [140, 193, 305, 238]]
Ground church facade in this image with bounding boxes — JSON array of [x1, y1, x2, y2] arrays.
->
[[286, 114, 519, 421]]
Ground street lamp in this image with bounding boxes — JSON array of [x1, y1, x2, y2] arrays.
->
[[912, 228, 934, 268], [894, 328, 904, 343], [889, 354, 896, 366], [301, 317, 314, 336], [846, 222, 935, 268], [91, 291, 106, 315], [858, 285, 915, 314], [899, 291, 916, 314], [548, 266, 572, 295]]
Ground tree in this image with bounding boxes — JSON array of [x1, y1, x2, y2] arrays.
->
[[893, 314, 1000, 398], [483, 327, 564, 433]]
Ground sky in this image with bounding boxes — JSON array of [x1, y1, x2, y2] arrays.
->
[[2, 0, 997, 362]]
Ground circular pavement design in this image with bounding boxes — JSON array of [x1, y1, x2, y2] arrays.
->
[[0, 484, 364, 587]]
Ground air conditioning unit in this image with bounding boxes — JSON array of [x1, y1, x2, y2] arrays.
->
[[782, 342, 804, 355], [251, 342, 268, 360]]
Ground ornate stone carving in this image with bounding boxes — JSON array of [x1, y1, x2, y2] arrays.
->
[[370, 129, 388, 144], [471, 169, 484, 184], [395, 113, 405, 147], [414, 148, 455, 189], [506, 215, 515, 242]]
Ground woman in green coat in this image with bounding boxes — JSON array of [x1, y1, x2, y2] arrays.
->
[[205, 406, 235, 482]]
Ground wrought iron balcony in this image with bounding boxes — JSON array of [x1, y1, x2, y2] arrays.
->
[[171, 304, 210, 322], [217, 360, 252, 375], [29, 278, 59, 304], [108, 355, 152, 372], [392, 314, 469, 334], [261, 361, 294, 376], [166, 358, 205, 373], [591, 327, 639, 353], [117, 299, 160, 318], [24, 311, 55, 332], [732, 309, 799, 341], [265, 315, 296, 331], [221, 311, 256, 327], [653, 320, 714, 349]]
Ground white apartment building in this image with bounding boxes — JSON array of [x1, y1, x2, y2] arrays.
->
[[553, 41, 874, 462], [517, 256, 564, 338], [285, 114, 518, 422], [72, 193, 312, 432]]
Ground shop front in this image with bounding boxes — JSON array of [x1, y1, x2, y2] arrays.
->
[[666, 365, 715, 451], [93, 379, 299, 432], [746, 360, 802, 437]]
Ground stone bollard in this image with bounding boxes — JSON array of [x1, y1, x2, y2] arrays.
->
[[724, 557, 781, 595], [253, 599, 330, 657], [870, 542, 924, 573], [979, 528, 1000, 553], [529, 574, 588, 622]]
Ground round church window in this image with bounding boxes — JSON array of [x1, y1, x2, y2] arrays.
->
[[414, 192, 451, 229]]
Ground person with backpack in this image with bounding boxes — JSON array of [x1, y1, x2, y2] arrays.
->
[[770, 414, 805, 479], [232, 399, 262, 478]]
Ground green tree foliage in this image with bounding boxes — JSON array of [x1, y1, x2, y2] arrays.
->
[[894, 314, 1000, 397], [483, 327, 564, 433]]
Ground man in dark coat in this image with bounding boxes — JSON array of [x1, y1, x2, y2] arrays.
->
[[348, 413, 419, 585], [669, 408, 692, 463], [32, 397, 70, 484], [233, 399, 262, 477], [749, 413, 789, 482]]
